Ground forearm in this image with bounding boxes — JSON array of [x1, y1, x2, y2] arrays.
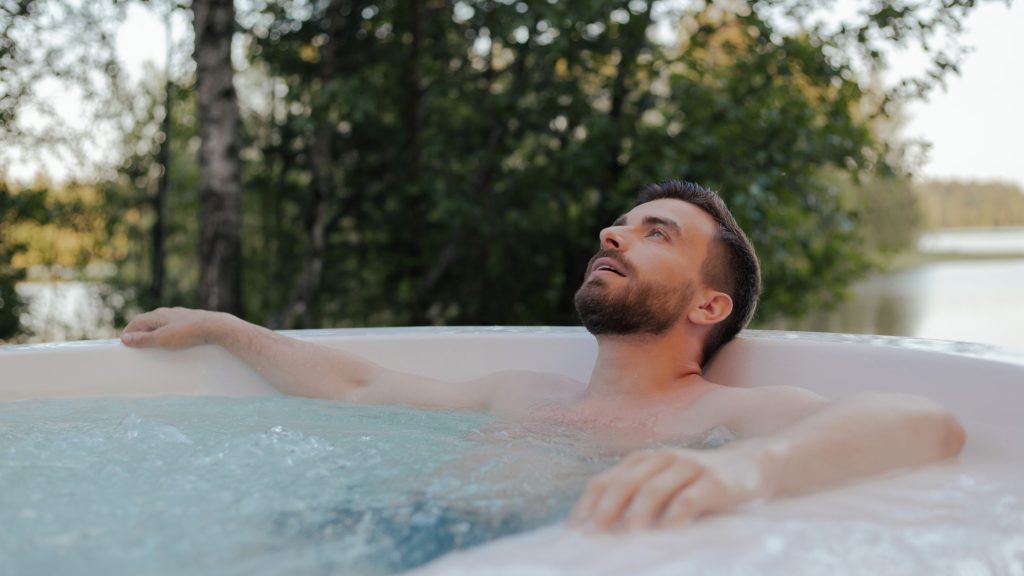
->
[[569, 392, 966, 531], [123, 307, 490, 409], [742, 392, 966, 498], [208, 314, 381, 401]]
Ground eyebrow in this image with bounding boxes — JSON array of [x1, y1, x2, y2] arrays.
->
[[612, 214, 682, 236], [641, 216, 682, 235]]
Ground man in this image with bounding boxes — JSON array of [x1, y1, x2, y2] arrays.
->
[[121, 180, 965, 532]]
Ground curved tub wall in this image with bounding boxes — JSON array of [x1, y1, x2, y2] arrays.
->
[[0, 328, 598, 400], [706, 333, 1024, 461], [2, 328, 1023, 462]]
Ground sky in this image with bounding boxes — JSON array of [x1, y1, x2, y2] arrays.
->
[[5, 1, 1024, 189], [887, 1, 1024, 187]]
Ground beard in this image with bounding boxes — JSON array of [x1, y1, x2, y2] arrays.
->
[[574, 253, 695, 336]]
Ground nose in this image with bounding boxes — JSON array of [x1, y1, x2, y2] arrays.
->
[[599, 226, 626, 251]]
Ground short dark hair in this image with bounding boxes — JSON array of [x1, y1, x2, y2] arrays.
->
[[635, 180, 761, 364]]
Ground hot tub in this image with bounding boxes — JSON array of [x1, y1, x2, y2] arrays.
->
[[2, 328, 1023, 575]]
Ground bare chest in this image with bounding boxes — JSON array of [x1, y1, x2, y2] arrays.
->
[[511, 398, 731, 453]]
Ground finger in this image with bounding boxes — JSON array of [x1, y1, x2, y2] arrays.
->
[[579, 452, 676, 531], [569, 459, 653, 528], [568, 479, 604, 528], [657, 476, 725, 529], [569, 450, 647, 522], [121, 327, 164, 348], [620, 461, 702, 531], [122, 310, 167, 334]]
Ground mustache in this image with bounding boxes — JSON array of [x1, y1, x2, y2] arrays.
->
[[585, 249, 634, 277]]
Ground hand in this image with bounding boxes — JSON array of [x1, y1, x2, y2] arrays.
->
[[121, 307, 235, 349], [568, 443, 773, 532]]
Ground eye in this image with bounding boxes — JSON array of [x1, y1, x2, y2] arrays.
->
[[648, 228, 668, 240]]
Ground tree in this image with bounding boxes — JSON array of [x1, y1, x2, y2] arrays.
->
[[100, 60, 203, 317], [0, 0, 125, 179], [0, 183, 32, 340], [194, 0, 242, 314], [5, 0, 988, 341], [1, 0, 126, 339], [221, 0, 984, 327], [916, 179, 1024, 228]]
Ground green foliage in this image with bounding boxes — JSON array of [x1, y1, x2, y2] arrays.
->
[[230, 0, 908, 326], [0, 184, 28, 339], [916, 180, 1024, 229], [4, 0, 984, 340], [0, 178, 130, 340], [0, 182, 51, 340], [99, 67, 201, 322], [1, 0, 126, 173], [825, 170, 924, 255]]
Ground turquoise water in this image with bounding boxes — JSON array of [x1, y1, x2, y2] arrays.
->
[[0, 397, 613, 575]]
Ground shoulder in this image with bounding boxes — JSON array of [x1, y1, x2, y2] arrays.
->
[[740, 385, 826, 406], [708, 384, 827, 437], [703, 383, 824, 406]]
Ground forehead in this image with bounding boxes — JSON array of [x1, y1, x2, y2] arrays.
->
[[623, 198, 717, 241]]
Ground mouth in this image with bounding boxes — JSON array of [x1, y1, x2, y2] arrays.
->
[[590, 257, 627, 278]]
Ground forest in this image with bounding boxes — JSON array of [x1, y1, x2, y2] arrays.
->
[[0, 0, 994, 341], [916, 179, 1024, 229]]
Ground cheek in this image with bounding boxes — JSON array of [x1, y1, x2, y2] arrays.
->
[[648, 255, 696, 284], [674, 252, 704, 281]]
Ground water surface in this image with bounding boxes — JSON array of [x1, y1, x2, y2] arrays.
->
[[790, 258, 1024, 349], [777, 227, 1024, 349], [0, 396, 607, 575], [918, 227, 1024, 255]]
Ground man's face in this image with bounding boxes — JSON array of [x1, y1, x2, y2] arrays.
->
[[574, 198, 716, 336]]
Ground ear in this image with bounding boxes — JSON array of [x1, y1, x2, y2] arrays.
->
[[687, 290, 733, 326]]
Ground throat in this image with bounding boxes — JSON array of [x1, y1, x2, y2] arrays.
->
[[585, 331, 705, 402], [585, 360, 706, 405]]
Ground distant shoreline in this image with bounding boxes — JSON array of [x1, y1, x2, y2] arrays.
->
[[885, 249, 1024, 272]]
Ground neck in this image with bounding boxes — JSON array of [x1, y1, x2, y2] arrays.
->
[[585, 328, 705, 404]]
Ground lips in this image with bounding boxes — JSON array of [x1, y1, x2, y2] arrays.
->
[[590, 256, 627, 277]]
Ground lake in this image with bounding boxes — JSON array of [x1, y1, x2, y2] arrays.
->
[[779, 257, 1024, 349], [14, 281, 121, 343], [917, 227, 1024, 255], [777, 228, 1024, 350]]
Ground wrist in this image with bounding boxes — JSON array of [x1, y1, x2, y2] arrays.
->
[[734, 437, 789, 499], [204, 312, 243, 347]]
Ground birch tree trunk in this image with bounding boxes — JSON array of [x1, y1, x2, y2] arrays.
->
[[149, 4, 174, 307], [193, 0, 242, 314]]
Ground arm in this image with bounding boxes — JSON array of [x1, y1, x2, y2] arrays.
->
[[121, 307, 493, 409], [568, 391, 966, 531]]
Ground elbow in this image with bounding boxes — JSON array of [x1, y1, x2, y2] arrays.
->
[[856, 392, 966, 459], [903, 394, 967, 459], [939, 410, 967, 458], [909, 396, 966, 458]]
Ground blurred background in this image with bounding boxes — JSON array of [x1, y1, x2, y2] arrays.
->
[[1, 0, 1022, 348]]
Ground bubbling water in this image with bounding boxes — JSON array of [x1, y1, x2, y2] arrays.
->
[[0, 395, 688, 575]]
